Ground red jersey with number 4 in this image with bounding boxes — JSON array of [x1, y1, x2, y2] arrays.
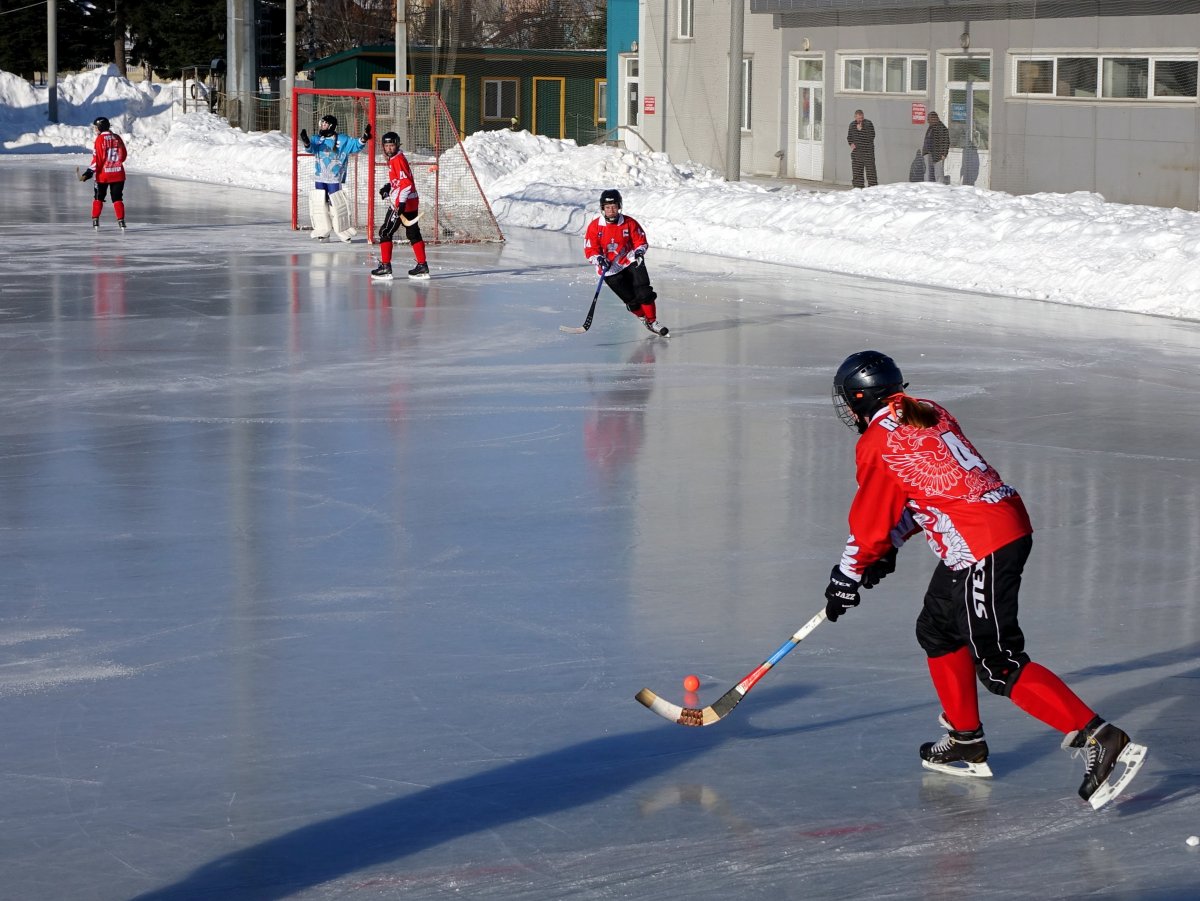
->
[[840, 399, 1032, 577], [90, 132, 127, 183], [385, 150, 418, 210]]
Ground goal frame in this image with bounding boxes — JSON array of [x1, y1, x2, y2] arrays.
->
[[290, 87, 504, 245]]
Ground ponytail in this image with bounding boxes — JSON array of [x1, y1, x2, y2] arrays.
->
[[886, 393, 939, 429]]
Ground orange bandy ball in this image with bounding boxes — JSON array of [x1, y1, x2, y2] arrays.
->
[[683, 674, 700, 692]]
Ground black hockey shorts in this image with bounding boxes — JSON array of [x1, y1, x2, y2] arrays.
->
[[915, 534, 1033, 697], [604, 264, 657, 312], [377, 204, 423, 245], [94, 180, 125, 202]]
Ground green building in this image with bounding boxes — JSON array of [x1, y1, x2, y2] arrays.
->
[[306, 45, 607, 145]]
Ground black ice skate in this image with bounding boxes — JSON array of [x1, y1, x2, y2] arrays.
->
[[407, 262, 430, 279], [643, 318, 669, 336], [920, 714, 993, 778], [92, 217, 100, 229], [117, 219, 126, 230], [1063, 716, 1148, 810], [370, 263, 394, 281]]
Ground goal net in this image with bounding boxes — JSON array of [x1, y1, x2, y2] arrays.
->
[[291, 87, 504, 244]]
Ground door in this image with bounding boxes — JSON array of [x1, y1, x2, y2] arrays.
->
[[618, 54, 639, 131], [943, 56, 990, 187], [792, 57, 824, 180], [533, 77, 565, 138]]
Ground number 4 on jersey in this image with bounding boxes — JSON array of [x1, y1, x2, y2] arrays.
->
[[941, 431, 987, 471]]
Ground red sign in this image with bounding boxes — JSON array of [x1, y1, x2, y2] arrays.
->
[[644, 96, 656, 115], [911, 102, 927, 125]]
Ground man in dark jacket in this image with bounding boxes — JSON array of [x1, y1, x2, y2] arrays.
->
[[923, 111, 951, 184], [847, 110, 877, 188]]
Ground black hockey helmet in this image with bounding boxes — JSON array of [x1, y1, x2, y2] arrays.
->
[[832, 350, 907, 432], [381, 131, 401, 157], [92, 116, 111, 132], [319, 114, 338, 136], [600, 188, 622, 222]]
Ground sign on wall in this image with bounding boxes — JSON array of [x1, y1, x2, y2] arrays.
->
[[911, 102, 927, 125]]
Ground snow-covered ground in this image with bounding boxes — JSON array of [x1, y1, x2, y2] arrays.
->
[[2, 64, 1199, 318]]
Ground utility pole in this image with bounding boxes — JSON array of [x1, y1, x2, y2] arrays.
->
[[725, 0, 744, 182], [47, 0, 58, 122]]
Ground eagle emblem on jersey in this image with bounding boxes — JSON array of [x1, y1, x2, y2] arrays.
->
[[881, 409, 1005, 501]]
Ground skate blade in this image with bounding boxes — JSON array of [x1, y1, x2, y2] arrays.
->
[[921, 758, 994, 779], [1088, 742, 1148, 810]]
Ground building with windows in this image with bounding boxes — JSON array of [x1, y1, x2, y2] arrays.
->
[[631, 1, 1200, 209], [307, 45, 606, 144]]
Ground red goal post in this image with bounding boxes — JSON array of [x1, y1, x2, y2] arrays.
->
[[290, 87, 504, 244]]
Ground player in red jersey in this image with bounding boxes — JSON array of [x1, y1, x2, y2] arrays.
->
[[371, 132, 429, 281], [582, 189, 668, 336], [823, 350, 1146, 809], [79, 116, 128, 230]]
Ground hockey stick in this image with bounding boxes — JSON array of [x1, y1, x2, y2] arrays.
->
[[635, 608, 827, 727], [559, 265, 609, 334]]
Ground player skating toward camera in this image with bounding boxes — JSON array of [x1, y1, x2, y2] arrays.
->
[[371, 132, 429, 281], [824, 350, 1146, 810], [582, 189, 667, 336], [300, 115, 370, 242], [80, 116, 128, 230]]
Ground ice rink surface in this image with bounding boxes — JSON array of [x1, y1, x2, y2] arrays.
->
[[2, 166, 1199, 900]]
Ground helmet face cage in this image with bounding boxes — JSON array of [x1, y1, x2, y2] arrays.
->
[[599, 189, 622, 221], [319, 115, 337, 136], [381, 131, 400, 157], [832, 351, 906, 433]]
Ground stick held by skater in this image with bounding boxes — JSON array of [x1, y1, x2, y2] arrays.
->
[[582, 189, 667, 336], [824, 350, 1146, 809]]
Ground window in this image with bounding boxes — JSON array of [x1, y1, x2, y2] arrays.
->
[[741, 58, 753, 131], [909, 58, 927, 92], [678, 0, 693, 39], [1056, 57, 1097, 97], [1012, 53, 1198, 101], [596, 79, 607, 126], [840, 54, 928, 94], [483, 78, 517, 120]]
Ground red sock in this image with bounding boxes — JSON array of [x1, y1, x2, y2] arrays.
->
[[1008, 662, 1095, 734], [641, 302, 658, 322], [927, 647, 980, 732], [413, 240, 427, 265], [91, 200, 102, 218], [380, 241, 393, 264], [113, 201, 125, 220]]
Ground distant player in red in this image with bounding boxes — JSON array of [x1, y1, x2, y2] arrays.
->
[[79, 116, 127, 230], [371, 131, 429, 281], [583, 189, 668, 336], [824, 350, 1146, 810]]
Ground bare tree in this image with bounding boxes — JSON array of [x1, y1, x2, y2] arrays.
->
[[298, 0, 604, 58]]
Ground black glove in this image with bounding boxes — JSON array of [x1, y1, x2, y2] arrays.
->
[[632, 248, 646, 267], [362, 123, 372, 142], [79, 169, 93, 182], [378, 183, 391, 199], [861, 546, 898, 589], [824, 566, 861, 623], [299, 129, 309, 147]]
